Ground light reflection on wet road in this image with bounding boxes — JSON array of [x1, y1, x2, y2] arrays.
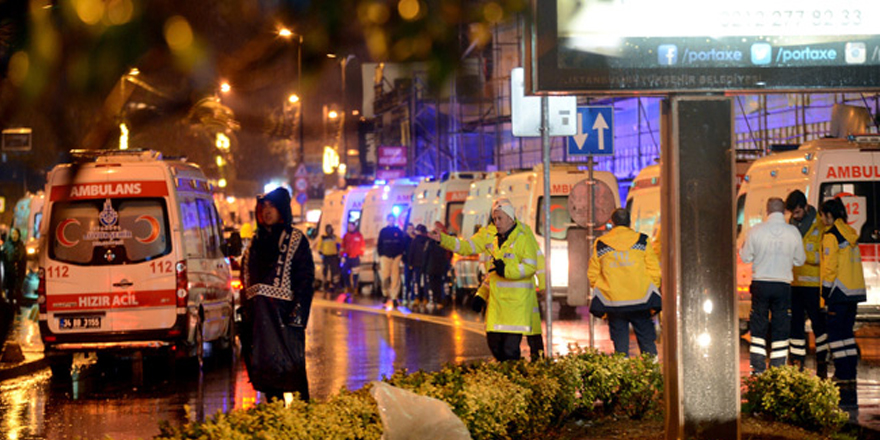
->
[[0, 297, 494, 440], [3, 296, 880, 438]]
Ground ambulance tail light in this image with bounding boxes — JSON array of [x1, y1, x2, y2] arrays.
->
[[176, 261, 188, 308], [37, 267, 47, 315]]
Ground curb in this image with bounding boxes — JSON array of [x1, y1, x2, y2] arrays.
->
[[0, 356, 52, 382]]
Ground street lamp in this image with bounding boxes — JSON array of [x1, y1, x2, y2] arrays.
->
[[279, 27, 305, 165], [328, 53, 356, 172]]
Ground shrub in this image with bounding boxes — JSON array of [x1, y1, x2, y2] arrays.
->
[[456, 363, 531, 440], [743, 365, 849, 433], [565, 347, 663, 419]]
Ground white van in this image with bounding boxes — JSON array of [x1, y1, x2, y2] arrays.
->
[[38, 150, 236, 367], [10, 191, 46, 303], [498, 164, 621, 306], [410, 172, 482, 235], [358, 179, 418, 292], [736, 135, 880, 323]]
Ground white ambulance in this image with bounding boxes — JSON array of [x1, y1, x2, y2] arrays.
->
[[454, 172, 509, 293], [313, 185, 372, 285], [626, 161, 752, 239], [736, 135, 880, 323], [38, 150, 236, 368], [410, 172, 482, 235], [498, 164, 621, 307], [358, 179, 418, 293]]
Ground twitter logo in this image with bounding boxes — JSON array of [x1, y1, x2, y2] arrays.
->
[[751, 43, 772, 65]]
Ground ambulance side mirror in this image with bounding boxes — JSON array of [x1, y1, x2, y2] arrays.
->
[[224, 231, 243, 257]]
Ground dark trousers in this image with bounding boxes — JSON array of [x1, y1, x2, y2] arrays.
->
[[789, 285, 827, 366], [427, 273, 446, 304], [749, 281, 791, 374], [341, 257, 360, 291], [404, 266, 415, 301], [486, 332, 522, 362], [322, 255, 340, 290], [527, 334, 544, 361], [827, 302, 859, 381], [607, 310, 657, 357]]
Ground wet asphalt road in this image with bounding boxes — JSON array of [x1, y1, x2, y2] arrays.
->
[[0, 295, 494, 440], [3, 293, 880, 439]]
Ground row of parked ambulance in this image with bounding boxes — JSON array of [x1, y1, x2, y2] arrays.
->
[[626, 134, 880, 329], [312, 164, 622, 307]]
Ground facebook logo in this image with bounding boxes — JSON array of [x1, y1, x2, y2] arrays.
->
[[751, 43, 772, 65], [658, 44, 677, 66]]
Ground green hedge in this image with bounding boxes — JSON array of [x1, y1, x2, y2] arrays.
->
[[156, 349, 845, 440], [742, 365, 849, 434]]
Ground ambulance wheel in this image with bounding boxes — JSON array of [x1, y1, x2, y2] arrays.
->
[[193, 316, 205, 370], [48, 353, 73, 379], [217, 312, 237, 360]]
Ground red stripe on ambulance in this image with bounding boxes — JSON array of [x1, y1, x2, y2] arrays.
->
[[50, 181, 169, 201], [47, 290, 177, 311]]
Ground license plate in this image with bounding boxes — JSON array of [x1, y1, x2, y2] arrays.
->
[[58, 316, 102, 330]]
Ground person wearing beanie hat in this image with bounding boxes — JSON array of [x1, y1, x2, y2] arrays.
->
[[429, 196, 541, 361], [240, 187, 315, 404]]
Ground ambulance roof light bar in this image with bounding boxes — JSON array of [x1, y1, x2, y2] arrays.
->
[[70, 149, 164, 162]]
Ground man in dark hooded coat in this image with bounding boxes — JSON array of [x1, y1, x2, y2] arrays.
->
[[240, 187, 315, 403]]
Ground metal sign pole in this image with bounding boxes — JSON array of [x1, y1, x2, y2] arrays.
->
[[541, 95, 553, 357], [588, 155, 595, 349]]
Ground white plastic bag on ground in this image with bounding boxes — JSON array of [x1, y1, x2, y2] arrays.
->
[[370, 381, 472, 440]]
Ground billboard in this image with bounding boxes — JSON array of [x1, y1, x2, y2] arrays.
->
[[529, 0, 880, 93]]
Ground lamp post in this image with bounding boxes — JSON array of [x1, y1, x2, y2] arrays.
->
[[328, 53, 355, 170], [280, 28, 305, 165]]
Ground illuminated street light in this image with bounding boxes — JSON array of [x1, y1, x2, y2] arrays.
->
[[279, 27, 305, 165], [119, 122, 129, 150], [218, 178, 228, 188], [322, 146, 340, 174], [216, 132, 230, 151], [328, 110, 339, 119], [220, 82, 231, 93], [288, 94, 300, 104], [215, 155, 225, 167]]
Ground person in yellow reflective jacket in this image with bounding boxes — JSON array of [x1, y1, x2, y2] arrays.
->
[[785, 190, 828, 377], [430, 198, 540, 361], [820, 197, 866, 383], [435, 216, 547, 360], [588, 208, 662, 357]]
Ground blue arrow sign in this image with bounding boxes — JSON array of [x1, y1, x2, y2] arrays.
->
[[568, 106, 614, 156]]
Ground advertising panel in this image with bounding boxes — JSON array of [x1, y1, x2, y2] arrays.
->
[[529, 0, 880, 93]]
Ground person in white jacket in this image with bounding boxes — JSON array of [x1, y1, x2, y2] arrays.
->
[[740, 197, 806, 375]]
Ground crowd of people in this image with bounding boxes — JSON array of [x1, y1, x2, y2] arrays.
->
[[741, 192, 866, 384], [209, 186, 870, 405]]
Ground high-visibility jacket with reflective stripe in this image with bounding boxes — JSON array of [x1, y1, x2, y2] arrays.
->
[[792, 210, 823, 287], [443, 222, 539, 334], [440, 223, 547, 291], [587, 226, 662, 317], [821, 218, 866, 304]]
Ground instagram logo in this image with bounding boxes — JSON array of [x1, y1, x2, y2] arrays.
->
[[846, 42, 866, 64]]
